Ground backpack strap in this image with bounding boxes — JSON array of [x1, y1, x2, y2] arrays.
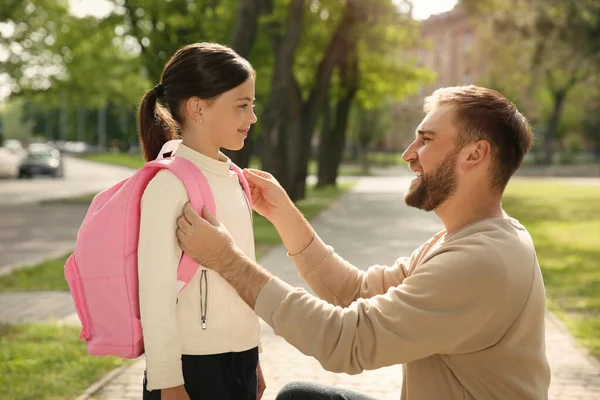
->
[[149, 156, 217, 292], [229, 162, 253, 209]]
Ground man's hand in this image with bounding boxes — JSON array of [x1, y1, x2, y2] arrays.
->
[[257, 361, 266, 399], [244, 169, 315, 256], [161, 385, 190, 400], [176, 203, 243, 273], [177, 203, 273, 308], [243, 169, 293, 224]]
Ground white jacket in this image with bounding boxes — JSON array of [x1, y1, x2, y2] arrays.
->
[[138, 144, 261, 390]]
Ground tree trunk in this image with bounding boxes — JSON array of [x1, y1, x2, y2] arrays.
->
[[316, 98, 333, 188], [316, 91, 355, 187], [260, 0, 305, 190], [77, 106, 85, 142], [544, 90, 566, 164], [317, 40, 358, 188], [98, 107, 107, 152], [222, 0, 267, 168], [287, 78, 309, 201], [543, 67, 584, 164], [359, 144, 369, 175], [287, 0, 362, 200]]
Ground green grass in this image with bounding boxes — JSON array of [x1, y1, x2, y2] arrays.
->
[[503, 179, 600, 360], [80, 152, 145, 169], [79, 151, 404, 177], [41, 193, 97, 205], [0, 255, 70, 291], [0, 323, 128, 400]]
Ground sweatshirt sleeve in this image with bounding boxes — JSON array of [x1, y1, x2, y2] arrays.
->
[[138, 170, 188, 390], [256, 245, 512, 375], [289, 234, 411, 306]]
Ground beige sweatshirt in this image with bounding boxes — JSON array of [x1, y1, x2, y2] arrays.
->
[[138, 144, 260, 391], [255, 216, 551, 399]]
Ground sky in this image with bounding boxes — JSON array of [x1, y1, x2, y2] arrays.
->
[[411, 0, 459, 20], [69, 0, 460, 20], [0, 0, 459, 102]]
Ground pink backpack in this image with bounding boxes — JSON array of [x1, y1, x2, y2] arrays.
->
[[64, 141, 252, 358]]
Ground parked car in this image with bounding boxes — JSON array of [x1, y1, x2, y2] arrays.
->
[[4, 139, 26, 156], [19, 144, 64, 179], [0, 146, 22, 178]]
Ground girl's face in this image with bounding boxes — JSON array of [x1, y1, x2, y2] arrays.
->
[[201, 77, 258, 151]]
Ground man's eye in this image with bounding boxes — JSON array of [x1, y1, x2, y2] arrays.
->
[[239, 104, 249, 109], [421, 138, 431, 144]]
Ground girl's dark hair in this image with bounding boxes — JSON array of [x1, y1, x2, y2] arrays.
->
[[137, 43, 255, 161]]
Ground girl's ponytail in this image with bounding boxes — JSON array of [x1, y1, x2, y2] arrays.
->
[[137, 87, 178, 162]]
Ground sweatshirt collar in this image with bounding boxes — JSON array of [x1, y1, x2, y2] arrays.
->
[[176, 143, 232, 177]]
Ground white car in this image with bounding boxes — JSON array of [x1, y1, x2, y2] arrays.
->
[[0, 145, 23, 178]]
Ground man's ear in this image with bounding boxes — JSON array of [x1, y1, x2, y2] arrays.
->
[[462, 140, 491, 172], [184, 97, 204, 123]]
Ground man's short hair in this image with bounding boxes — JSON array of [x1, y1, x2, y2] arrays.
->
[[424, 85, 533, 190]]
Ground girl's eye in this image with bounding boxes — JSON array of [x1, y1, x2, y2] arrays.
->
[[239, 104, 256, 109]]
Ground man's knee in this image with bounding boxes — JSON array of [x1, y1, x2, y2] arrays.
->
[[275, 381, 316, 399]]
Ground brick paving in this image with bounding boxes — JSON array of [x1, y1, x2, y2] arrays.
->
[[1, 175, 599, 399]]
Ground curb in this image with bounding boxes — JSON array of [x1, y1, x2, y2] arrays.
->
[[0, 245, 74, 278], [546, 310, 600, 372], [74, 362, 135, 400]]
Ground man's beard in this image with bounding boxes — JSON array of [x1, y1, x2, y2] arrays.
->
[[404, 148, 460, 211]]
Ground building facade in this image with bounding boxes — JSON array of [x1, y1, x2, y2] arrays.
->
[[382, 4, 482, 152]]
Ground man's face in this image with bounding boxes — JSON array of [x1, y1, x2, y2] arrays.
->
[[401, 104, 462, 211]]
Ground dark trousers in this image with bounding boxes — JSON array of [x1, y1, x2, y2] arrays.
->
[[143, 347, 258, 400], [275, 382, 377, 400]]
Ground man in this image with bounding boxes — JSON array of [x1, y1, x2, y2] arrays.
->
[[176, 85, 551, 399]]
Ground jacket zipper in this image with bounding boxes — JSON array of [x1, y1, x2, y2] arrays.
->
[[199, 270, 208, 330], [197, 172, 252, 332]]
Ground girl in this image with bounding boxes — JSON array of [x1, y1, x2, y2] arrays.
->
[[136, 43, 264, 400]]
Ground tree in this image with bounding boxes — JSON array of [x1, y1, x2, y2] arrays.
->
[[222, 0, 271, 168], [259, 0, 308, 200], [352, 100, 395, 175], [0, 99, 35, 140], [464, 0, 600, 163], [261, 0, 365, 201], [582, 94, 600, 162], [317, 0, 431, 187], [1, 1, 147, 148], [316, 39, 358, 187], [0, 0, 72, 96], [118, 0, 238, 83]]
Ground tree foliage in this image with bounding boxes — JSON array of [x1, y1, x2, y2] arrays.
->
[[464, 0, 600, 162]]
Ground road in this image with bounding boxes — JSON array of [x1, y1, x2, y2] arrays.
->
[[0, 156, 134, 206], [0, 157, 135, 275]]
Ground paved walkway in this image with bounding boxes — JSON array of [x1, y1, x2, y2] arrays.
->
[[1, 175, 600, 399]]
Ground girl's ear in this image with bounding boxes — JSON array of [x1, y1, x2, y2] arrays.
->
[[184, 97, 204, 124]]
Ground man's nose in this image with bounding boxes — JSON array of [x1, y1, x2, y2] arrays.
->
[[402, 141, 418, 163]]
